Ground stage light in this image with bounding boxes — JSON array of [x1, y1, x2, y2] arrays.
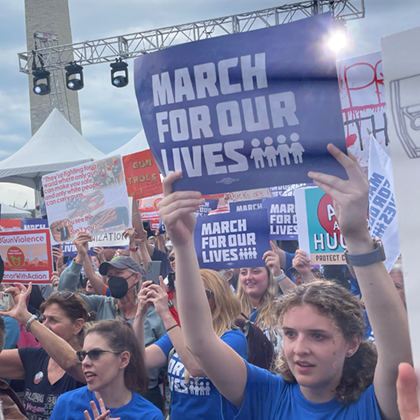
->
[[110, 59, 129, 88], [65, 62, 84, 91], [32, 68, 51, 95], [327, 21, 347, 53]]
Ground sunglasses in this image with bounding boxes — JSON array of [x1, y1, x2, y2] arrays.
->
[[205, 289, 212, 299], [169, 256, 175, 262], [50, 291, 74, 299], [76, 349, 122, 362]]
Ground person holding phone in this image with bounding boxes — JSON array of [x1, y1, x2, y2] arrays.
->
[[58, 256, 167, 411], [133, 270, 247, 420]]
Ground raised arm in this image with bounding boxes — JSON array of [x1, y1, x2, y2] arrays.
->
[[264, 241, 296, 294], [0, 283, 85, 383], [309, 144, 412, 420], [158, 172, 247, 407]]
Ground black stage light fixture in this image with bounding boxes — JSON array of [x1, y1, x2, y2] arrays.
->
[[33, 68, 51, 95], [65, 62, 84, 91], [110, 59, 129, 88]]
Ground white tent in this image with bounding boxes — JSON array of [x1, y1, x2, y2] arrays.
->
[[0, 108, 105, 190], [1, 203, 32, 219], [107, 129, 149, 157]]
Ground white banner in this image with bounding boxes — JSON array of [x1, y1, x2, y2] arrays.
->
[[367, 135, 401, 271], [382, 25, 420, 367]]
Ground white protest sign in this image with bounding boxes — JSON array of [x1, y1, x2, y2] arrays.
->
[[367, 135, 400, 271], [43, 156, 131, 243], [382, 26, 420, 367]]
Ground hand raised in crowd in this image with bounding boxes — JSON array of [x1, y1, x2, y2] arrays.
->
[[396, 363, 420, 420], [123, 228, 137, 247], [308, 144, 370, 244], [263, 242, 282, 277], [93, 247, 106, 264], [158, 171, 204, 247], [136, 281, 154, 318], [74, 232, 93, 263], [84, 398, 120, 420], [0, 282, 33, 325], [292, 249, 311, 275], [131, 199, 148, 242], [52, 244, 64, 269], [50, 271, 60, 292]]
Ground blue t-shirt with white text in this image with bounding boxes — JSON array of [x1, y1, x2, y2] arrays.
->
[[155, 329, 247, 420]]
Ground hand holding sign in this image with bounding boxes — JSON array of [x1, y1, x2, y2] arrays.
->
[[308, 144, 370, 245], [158, 172, 204, 248]]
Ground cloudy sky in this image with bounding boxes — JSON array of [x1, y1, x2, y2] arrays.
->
[[0, 0, 419, 208]]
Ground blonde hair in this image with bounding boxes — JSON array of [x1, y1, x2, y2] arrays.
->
[[237, 266, 278, 331], [200, 269, 241, 337], [183, 269, 241, 382]]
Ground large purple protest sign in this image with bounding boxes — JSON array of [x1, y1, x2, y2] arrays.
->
[[262, 196, 298, 240], [194, 209, 270, 270], [134, 13, 347, 195], [229, 199, 262, 213]]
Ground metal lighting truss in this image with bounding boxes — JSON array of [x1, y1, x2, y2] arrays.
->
[[18, 0, 365, 74]]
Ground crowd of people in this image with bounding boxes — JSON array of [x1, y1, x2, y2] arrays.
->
[[0, 144, 416, 420]]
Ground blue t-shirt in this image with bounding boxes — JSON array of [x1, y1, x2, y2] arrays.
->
[[155, 329, 247, 420], [284, 251, 295, 281], [2, 316, 19, 349], [50, 386, 163, 420], [222, 361, 383, 420]]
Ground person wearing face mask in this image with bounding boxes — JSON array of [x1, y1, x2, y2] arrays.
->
[[58, 250, 167, 412]]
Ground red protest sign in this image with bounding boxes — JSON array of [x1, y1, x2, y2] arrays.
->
[[0, 229, 53, 285], [123, 150, 162, 200]]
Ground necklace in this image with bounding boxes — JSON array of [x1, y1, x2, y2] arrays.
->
[[99, 390, 132, 417]]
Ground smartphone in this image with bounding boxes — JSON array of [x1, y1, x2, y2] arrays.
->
[[0, 292, 14, 312], [167, 272, 175, 291], [146, 261, 162, 285]]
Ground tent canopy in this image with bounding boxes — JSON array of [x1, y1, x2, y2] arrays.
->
[[1, 203, 32, 219], [106, 129, 149, 157], [0, 109, 105, 189]]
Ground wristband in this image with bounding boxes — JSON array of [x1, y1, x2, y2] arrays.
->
[[344, 238, 386, 278], [273, 270, 287, 282], [166, 324, 179, 333], [129, 246, 139, 252], [25, 314, 38, 333]]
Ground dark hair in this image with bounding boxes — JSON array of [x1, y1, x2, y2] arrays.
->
[[0, 317, 5, 352], [39, 292, 94, 338], [85, 320, 149, 395], [275, 280, 377, 405]]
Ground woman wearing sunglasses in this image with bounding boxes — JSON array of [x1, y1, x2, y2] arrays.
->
[[0, 285, 92, 419], [133, 270, 247, 420], [50, 320, 163, 420]]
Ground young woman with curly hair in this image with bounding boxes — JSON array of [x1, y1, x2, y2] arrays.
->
[[157, 144, 412, 420]]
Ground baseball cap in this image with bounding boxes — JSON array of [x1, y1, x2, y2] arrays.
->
[[99, 256, 143, 276]]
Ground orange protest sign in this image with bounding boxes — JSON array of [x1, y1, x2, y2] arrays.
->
[[122, 150, 162, 200]]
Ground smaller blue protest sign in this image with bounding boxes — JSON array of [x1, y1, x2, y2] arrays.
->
[[21, 219, 48, 230], [194, 209, 270, 270], [229, 199, 263, 213], [195, 199, 218, 217], [158, 219, 166, 234], [262, 196, 298, 240]]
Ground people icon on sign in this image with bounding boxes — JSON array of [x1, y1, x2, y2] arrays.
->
[[250, 139, 265, 169], [263, 137, 277, 167], [251, 133, 304, 168], [276, 135, 291, 166], [290, 133, 305, 164]]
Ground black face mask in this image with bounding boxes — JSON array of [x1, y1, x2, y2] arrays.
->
[[108, 273, 136, 299]]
